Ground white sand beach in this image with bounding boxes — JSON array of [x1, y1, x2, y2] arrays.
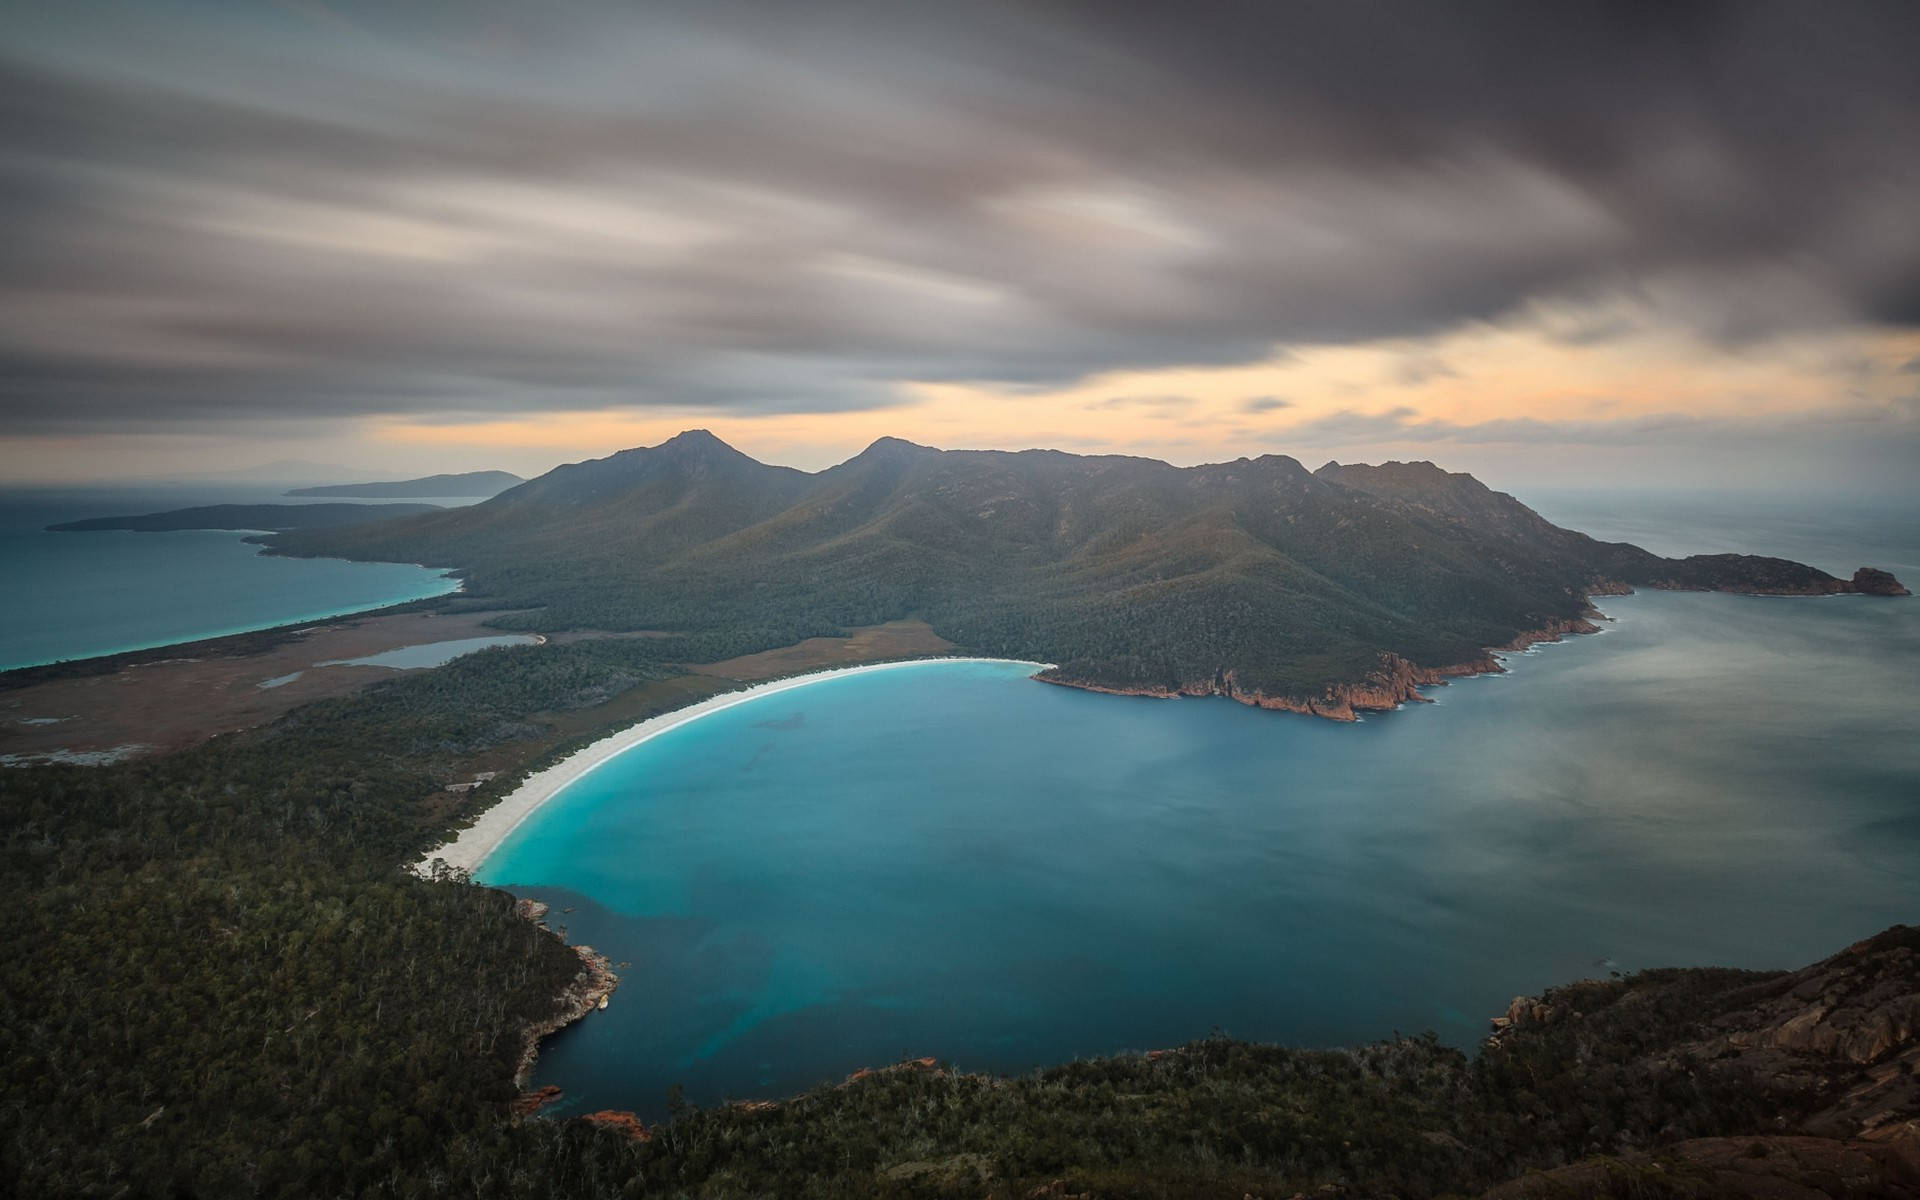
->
[[415, 656, 1050, 877]]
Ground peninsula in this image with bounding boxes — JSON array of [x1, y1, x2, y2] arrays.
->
[[287, 470, 524, 498], [276, 432, 1908, 722], [48, 501, 444, 533]]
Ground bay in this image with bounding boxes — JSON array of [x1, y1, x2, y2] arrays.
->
[[482, 495, 1920, 1121], [0, 485, 463, 671]]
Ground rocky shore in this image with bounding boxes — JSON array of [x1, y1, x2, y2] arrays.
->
[[1036, 564, 1909, 724], [1037, 612, 1606, 722], [509, 898, 618, 1096]]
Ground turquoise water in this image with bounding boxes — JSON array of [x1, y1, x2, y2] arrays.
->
[[0, 488, 460, 670], [483, 521, 1920, 1119], [320, 634, 540, 669]]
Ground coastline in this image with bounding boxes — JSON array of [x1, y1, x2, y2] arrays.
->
[[1034, 611, 1607, 722], [416, 656, 1052, 877]]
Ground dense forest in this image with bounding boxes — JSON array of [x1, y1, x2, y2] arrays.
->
[[3, 621, 1915, 1197], [276, 433, 1903, 706]]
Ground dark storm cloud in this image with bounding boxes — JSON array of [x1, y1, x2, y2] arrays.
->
[[2, 0, 1918, 431]]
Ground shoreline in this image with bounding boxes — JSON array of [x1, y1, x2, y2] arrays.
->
[[416, 656, 1052, 877], [1035, 610, 1609, 721]]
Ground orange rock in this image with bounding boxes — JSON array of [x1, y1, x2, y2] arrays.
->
[[581, 1110, 651, 1141], [510, 1084, 562, 1116]]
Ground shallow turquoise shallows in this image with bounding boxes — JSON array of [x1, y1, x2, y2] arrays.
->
[[482, 576, 1920, 1121]]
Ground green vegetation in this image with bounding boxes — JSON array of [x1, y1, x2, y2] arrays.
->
[[277, 433, 1882, 704], [3, 618, 1909, 1196], [5, 436, 1907, 1195]]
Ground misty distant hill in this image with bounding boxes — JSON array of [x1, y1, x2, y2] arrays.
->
[[286, 471, 524, 499], [273, 431, 1905, 713], [51, 502, 443, 533]]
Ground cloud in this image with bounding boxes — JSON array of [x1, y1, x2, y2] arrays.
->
[[1273, 397, 1920, 449], [1390, 355, 1458, 387], [1239, 395, 1293, 413], [1086, 394, 1194, 411], [0, 0, 1917, 435]]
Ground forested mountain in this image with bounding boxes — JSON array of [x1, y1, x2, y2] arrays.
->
[[277, 432, 1904, 711], [287, 470, 525, 498]]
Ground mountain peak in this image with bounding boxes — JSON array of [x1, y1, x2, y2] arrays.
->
[[855, 436, 939, 459], [660, 428, 732, 451]]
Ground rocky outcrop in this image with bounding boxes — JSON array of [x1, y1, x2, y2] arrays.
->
[[843, 1057, 942, 1087], [1694, 926, 1920, 1140], [1492, 926, 1920, 1144], [1038, 614, 1606, 723], [513, 942, 617, 1090], [1478, 1132, 1920, 1199], [581, 1110, 651, 1141], [510, 1084, 563, 1117], [1854, 567, 1913, 596]]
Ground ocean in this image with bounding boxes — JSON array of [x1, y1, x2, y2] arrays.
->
[[480, 491, 1920, 1121], [0, 485, 465, 671]]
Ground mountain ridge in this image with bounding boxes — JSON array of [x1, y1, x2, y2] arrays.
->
[[286, 470, 524, 498], [271, 432, 1907, 715]]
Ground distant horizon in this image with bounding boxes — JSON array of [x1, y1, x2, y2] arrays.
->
[[11, 428, 1919, 506]]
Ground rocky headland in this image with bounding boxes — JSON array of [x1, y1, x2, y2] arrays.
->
[[509, 898, 618, 1095]]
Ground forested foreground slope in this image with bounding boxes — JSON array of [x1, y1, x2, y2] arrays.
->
[[276, 432, 1907, 712], [2, 618, 1916, 1195]]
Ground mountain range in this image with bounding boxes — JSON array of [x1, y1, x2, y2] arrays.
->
[[273, 431, 1907, 716]]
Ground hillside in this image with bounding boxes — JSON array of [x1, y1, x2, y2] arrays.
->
[[48, 501, 444, 533], [273, 432, 1906, 717], [287, 470, 525, 498]]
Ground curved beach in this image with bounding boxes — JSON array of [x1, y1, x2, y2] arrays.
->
[[417, 656, 1051, 876]]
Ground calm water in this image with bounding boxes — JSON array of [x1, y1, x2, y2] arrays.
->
[[484, 497, 1919, 1121], [0, 486, 464, 671], [319, 634, 541, 670]]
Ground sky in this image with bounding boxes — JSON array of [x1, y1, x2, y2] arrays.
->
[[3, 0, 1918, 493]]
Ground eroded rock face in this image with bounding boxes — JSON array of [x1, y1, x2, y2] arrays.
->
[[1699, 927, 1920, 1140], [1478, 1132, 1920, 1199], [1490, 926, 1920, 1147]]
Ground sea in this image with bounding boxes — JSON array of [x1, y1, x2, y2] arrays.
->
[[0, 484, 468, 671], [479, 490, 1920, 1121]]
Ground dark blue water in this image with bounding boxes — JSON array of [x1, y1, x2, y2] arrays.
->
[[0, 486, 463, 670], [484, 496, 1919, 1121]]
